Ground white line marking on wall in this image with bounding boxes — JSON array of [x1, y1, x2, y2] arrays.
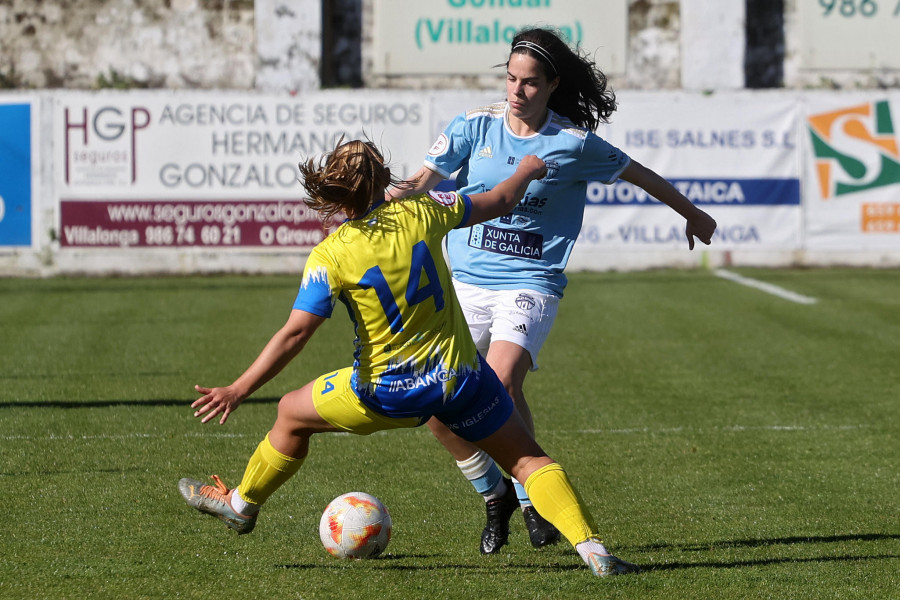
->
[[713, 269, 818, 305]]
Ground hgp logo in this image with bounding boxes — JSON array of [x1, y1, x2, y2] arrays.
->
[[64, 105, 150, 184], [808, 101, 900, 199]]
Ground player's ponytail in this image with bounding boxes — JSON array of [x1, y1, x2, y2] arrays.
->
[[509, 27, 617, 131], [299, 138, 399, 224]]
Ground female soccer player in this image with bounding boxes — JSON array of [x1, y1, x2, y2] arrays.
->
[[178, 138, 640, 577], [390, 27, 718, 554]]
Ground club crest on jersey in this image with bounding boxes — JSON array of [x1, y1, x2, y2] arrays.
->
[[515, 293, 536, 311], [427, 133, 449, 157], [428, 191, 457, 206], [544, 159, 560, 179]]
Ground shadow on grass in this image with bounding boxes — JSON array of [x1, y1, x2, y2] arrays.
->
[[644, 553, 899, 572], [0, 397, 282, 409], [628, 533, 900, 572], [275, 559, 584, 572], [631, 533, 900, 552], [274, 546, 899, 574]]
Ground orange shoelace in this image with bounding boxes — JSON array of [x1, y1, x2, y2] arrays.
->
[[200, 474, 230, 498]]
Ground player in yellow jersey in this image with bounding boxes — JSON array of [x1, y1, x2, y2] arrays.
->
[[177, 138, 639, 577]]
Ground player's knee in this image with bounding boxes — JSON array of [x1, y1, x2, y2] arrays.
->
[[426, 417, 455, 441], [492, 365, 529, 407], [275, 395, 317, 434], [495, 378, 526, 412], [505, 383, 525, 406], [509, 455, 554, 484]]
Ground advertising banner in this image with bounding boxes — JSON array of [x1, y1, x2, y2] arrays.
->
[[423, 91, 801, 252], [582, 92, 802, 251], [38, 88, 900, 270], [802, 92, 900, 250], [55, 91, 432, 249], [798, 1, 900, 70], [0, 100, 33, 247], [371, 0, 627, 76]]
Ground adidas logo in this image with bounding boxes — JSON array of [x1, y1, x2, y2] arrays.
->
[[478, 146, 493, 159], [513, 324, 528, 335]]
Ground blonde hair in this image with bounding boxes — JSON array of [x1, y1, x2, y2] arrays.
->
[[299, 138, 399, 224]]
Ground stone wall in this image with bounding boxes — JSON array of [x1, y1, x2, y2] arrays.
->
[[621, 0, 682, 90], [0, 0, 256, 89], [0, 0, 713, 92], [1, 0, 897, 91]]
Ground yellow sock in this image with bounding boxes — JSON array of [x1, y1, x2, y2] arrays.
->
[[523, 463, 598, 546], [236, 433, 305, 506]]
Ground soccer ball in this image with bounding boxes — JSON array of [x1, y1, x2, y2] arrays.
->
[[319, 492, 392, 559]]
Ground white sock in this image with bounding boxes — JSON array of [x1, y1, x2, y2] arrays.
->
[[230, 488, 260, 516], [575, 538, 610, 562]]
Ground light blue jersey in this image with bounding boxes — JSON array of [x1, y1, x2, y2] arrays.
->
[[425, 101, 630, 298]]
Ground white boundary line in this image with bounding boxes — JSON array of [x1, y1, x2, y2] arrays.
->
[[713, 269, 819, 305], [576, 424, 871, 435], [0, 424, 872, 442]]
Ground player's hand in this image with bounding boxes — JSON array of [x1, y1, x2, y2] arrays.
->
[[517, 155, 548, 181], [385, 182, 416, 202], [686, 210, 717, 250], [191, 384, 245, 425]]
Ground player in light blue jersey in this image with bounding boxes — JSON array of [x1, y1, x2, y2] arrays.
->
[[177, 138, 641, 577], [392, 27, 718, 554], [431, 102, 630, 299]]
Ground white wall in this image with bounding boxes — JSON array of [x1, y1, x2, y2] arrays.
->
[[680, 0, 745, 90], [255, 0, 322, 92]]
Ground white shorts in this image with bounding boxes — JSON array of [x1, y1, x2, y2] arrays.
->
[[452, 279, 559, 371]]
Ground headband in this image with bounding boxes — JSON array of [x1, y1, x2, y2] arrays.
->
[[512, 41, 559, 75]]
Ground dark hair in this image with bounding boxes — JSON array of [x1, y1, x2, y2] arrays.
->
[[509, 27, 617, 130], [299, 138, 400, 224]]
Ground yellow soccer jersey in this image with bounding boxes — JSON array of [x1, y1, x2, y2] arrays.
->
[[293, 191, 480, 418]]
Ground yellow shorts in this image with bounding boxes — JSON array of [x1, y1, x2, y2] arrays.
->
[[312, 367, 421, 435]]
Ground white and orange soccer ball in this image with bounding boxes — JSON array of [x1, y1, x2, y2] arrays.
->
[[319, 492, 392, 559]]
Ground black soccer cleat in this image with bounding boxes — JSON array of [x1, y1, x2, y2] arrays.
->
[[522, 506, 561, 548], [479, 478, 520, 554]]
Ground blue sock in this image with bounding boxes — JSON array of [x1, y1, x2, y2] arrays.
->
[[456, 450, 503, 499], [512, 477, 531, 508]]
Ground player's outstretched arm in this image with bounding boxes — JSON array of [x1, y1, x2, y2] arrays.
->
[[465, 155, 547, 226], [191, 309, 327, 425], [385, 165, 445, 201], [620, 159, 717, 250]]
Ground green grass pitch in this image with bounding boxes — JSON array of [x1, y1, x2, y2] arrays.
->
[[1, 268, 898, 599]]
